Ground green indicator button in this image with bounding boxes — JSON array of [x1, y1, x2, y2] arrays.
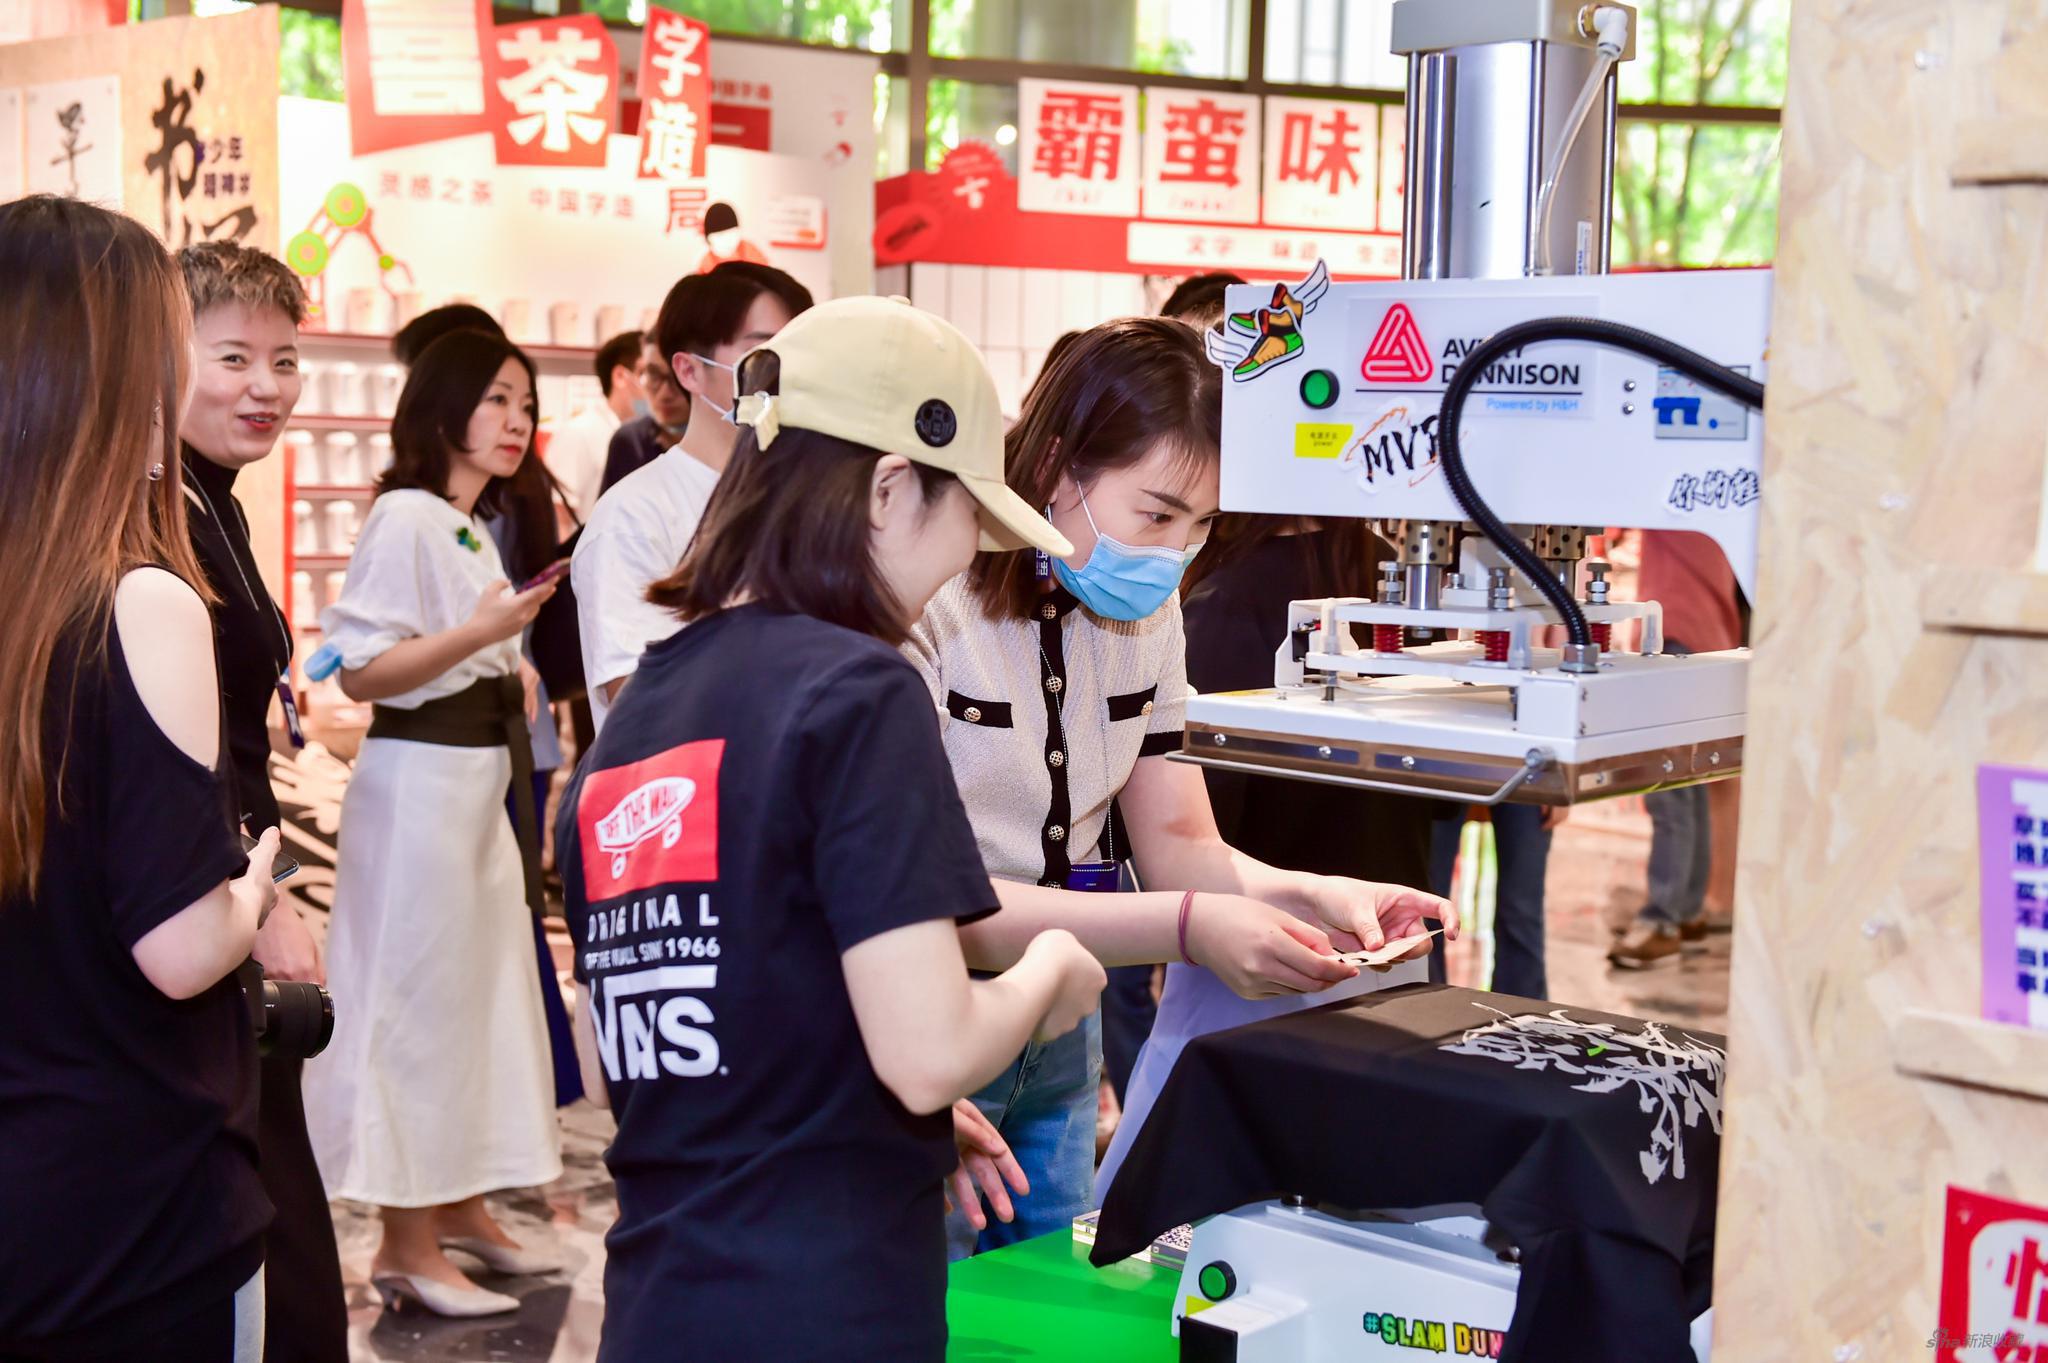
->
[[1300, 368, 1339, 410], [1197, 1261, 1237, 1301]]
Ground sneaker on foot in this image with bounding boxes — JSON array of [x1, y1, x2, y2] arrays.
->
[[1609, 923, 1682, 970]]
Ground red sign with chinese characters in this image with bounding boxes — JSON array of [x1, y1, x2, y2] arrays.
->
[[1936, 1185, 2048, 1362], [637, 7, 712, 181], [1262, 94, 1377, 231], [341, 0, 496, 157], [484, 13, 617, 169], [1017, 79, 1139, 218], [1141, 89, 1260, 224]]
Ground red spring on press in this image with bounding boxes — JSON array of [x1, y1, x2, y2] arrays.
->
[[1372, 624, 1403, 653], [1590, 621, 1613, 650], [1476, 630, 1510, 663]]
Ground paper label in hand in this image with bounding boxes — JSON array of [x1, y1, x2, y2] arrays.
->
[[1333, 927, 1444, 967]]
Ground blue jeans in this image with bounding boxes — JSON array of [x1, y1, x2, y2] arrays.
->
[[1427, 803, 1553, 1000], [1099, 966, 1156, 1104], [943, 1009, 1102, 1260], [1640, 784, 1711, 929]]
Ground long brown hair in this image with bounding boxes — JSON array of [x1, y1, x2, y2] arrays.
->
[[0, 197, 204, 896], [968, 317, 1220, 618]]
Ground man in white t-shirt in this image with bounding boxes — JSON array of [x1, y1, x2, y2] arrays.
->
[[545, 330, 645, 519], [572, 262, 814, 730]]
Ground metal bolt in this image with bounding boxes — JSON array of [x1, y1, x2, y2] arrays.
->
[[1622, 379, 1637, 393], [1212, 732, 1227, 746], [1622, 402, 1636, 416], [1709, 751, 1720, 765], [1662, 759, 1675, 774], [1317, 745, 1333, 759], [1400, 755, 1416, 770]]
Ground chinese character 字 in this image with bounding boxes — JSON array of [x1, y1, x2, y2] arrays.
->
[[1033, 91, 1126, 182], [496, 28, 610, 154], [1276, 106, 1365, 195], [1158, 97, 1245, 187], [649, 20, 704, 98]]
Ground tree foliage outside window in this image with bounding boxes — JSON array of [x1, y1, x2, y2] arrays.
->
[[1612, 0, 1787, 266], [279, 9, 345, 103]]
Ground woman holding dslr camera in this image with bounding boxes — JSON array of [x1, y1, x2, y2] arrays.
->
[[0, 197, 281, 1360], [175, 241, 350, 1363]]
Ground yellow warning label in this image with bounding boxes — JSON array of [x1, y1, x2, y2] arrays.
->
[[1184, 1296, 1217, 1318], [1294, 423, 1353, 459]]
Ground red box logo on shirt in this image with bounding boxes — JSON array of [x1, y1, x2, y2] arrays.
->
[[577, 739, 722, 901]]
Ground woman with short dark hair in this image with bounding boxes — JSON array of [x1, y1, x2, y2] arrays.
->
[[174, 238, 350, 1363], [301, 329, 565, 1318]]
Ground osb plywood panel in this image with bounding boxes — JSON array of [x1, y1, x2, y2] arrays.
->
[[1713, 0, 2048, 1357]]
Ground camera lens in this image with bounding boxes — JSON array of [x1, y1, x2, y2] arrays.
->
[[261, 979, 335, 1059]]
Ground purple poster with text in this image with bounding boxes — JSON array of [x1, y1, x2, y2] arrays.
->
[[1977, 764, 2048, 1030]]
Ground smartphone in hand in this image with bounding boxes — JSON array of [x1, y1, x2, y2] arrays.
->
[[519, 559, 571, 594], [241, 831, 301, 885]]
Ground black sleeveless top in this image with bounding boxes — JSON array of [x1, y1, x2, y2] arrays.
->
[[0, 605, 268, 1353]]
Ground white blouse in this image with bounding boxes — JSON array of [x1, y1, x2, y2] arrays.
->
[[904, 575, 1190, 888], [320, 489, 521, 710]]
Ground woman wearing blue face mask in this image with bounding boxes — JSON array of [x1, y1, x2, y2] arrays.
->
[[907, 318, 1456, 1258]]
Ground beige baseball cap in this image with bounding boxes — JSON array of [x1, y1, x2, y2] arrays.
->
[[732, 294, 1073, 558]]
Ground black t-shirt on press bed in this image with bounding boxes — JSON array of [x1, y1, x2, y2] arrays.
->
[[0, 611, 266, 1355], [558, 604, 999, 1363]]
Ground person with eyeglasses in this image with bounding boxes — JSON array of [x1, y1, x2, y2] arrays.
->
[[571, 262, 813, 732]]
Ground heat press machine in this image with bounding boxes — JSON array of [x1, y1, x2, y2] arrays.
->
[[1151, 0, 1763, 1357], [1185, 0, 1769, 814]]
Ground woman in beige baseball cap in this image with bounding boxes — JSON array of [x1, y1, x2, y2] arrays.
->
[[552, 296, 1103, 1362]]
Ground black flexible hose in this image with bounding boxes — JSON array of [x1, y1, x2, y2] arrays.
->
[[1434, 317, 1768, 649]]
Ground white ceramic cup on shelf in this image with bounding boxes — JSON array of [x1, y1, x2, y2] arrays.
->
[[328, 362, 367, 417], [292, 500, 319, 556], [324, 432, 362, 486]]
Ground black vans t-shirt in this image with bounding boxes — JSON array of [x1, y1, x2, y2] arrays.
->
[[558, 604, 998, 1363], [0, 614, 264, 1354]]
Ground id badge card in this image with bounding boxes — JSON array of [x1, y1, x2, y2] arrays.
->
[[1066, 860, 1119, 893], [276, 675, 306, 750]]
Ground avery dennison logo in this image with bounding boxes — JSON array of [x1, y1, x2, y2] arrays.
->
[[1359, 305, 1584, 394]]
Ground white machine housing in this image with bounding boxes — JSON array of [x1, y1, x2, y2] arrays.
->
[[1182, 269, 1769, 805], [1172, 1201, 1711, 1362]]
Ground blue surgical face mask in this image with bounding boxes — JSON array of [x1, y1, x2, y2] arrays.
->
[[692, 353, 739, 425], [1048, 486, 1205, 621]]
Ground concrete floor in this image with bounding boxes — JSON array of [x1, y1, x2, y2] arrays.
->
[[317, 787, 1731, 1361]]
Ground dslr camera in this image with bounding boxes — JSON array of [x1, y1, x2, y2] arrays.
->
[[234, 959, 335, 1059]]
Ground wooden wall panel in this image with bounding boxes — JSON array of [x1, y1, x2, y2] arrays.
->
[[1714, 0, 2048, 1355]]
